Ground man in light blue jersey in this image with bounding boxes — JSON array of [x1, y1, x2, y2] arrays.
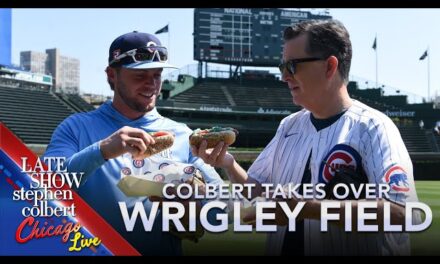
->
[[43, 31, 223, 256], [193, 20, 419, 256]]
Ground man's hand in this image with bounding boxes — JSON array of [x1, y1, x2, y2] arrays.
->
[[192, 140, 251, 193], [99, 126, 155, 160], [191, 140, 234, 169]]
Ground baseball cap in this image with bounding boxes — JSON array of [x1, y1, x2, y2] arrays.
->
[[108, 31, 177, 69]]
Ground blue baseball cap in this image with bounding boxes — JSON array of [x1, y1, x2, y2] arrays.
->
[[108, 31, 177, 69]]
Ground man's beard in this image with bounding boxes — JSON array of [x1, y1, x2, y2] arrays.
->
[[117, 79, 156, 113]]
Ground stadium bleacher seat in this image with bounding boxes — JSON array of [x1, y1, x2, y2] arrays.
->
[[397, 124, 435, 152], [0, 86, 92, 145], [54, 93, 96, 112], [166, 78, 440, 151], [171, 78, 296, 108]]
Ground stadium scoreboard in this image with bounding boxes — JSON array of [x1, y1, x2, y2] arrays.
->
[[194, 8, 332, 67]]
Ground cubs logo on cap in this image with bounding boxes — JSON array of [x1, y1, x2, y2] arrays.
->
[[384, 165, 410, 192], [112, 49, 121, 59], [108, 31, 177, 69], [319, 144, 362, 184]]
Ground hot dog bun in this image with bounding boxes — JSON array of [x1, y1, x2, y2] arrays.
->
[[189, 127, 238, 148], [141, 131, 174, 158]]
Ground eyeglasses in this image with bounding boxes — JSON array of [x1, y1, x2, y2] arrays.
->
[[109, 46, 168, 66], [278, 57, 325, 75]]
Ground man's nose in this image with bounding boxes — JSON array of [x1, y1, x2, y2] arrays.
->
[[143, 76, 156, 86], [281, 70, 292, 83]]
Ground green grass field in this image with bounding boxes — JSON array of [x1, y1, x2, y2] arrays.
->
[[410, 181, 440, 255], [183, 181, 440, 255]]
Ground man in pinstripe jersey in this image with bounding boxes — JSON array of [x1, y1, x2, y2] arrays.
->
[[193, 19, 419, 255]]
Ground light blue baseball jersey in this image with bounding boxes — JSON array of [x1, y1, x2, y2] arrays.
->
[[43, 100, 223, 255]]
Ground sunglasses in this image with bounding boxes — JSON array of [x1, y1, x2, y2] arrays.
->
[[278, 57, 325, 75], [109, 46, 168, 66]]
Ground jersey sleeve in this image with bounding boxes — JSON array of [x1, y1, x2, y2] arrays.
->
[[43, 116, 106, 183], [360, 117, 418, 206], [247, 118, 287, 184]]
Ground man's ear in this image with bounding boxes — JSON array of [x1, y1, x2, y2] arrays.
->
[[106, 66, 116, 82], [326, 55, 339, 79]]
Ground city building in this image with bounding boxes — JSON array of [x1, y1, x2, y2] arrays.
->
[[20, 48, 80, 94]]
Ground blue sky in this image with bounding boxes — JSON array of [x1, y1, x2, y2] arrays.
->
[[10, 8, 440, 102]]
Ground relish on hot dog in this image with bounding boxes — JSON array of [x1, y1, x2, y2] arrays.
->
[[189, 127, 238, 148]]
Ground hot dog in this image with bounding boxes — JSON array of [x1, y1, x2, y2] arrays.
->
[[189, 126, 238, 148], [140, 131, 174, 158]]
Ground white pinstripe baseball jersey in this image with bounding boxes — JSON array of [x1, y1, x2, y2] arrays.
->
[[248, 99, 419, 256]]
